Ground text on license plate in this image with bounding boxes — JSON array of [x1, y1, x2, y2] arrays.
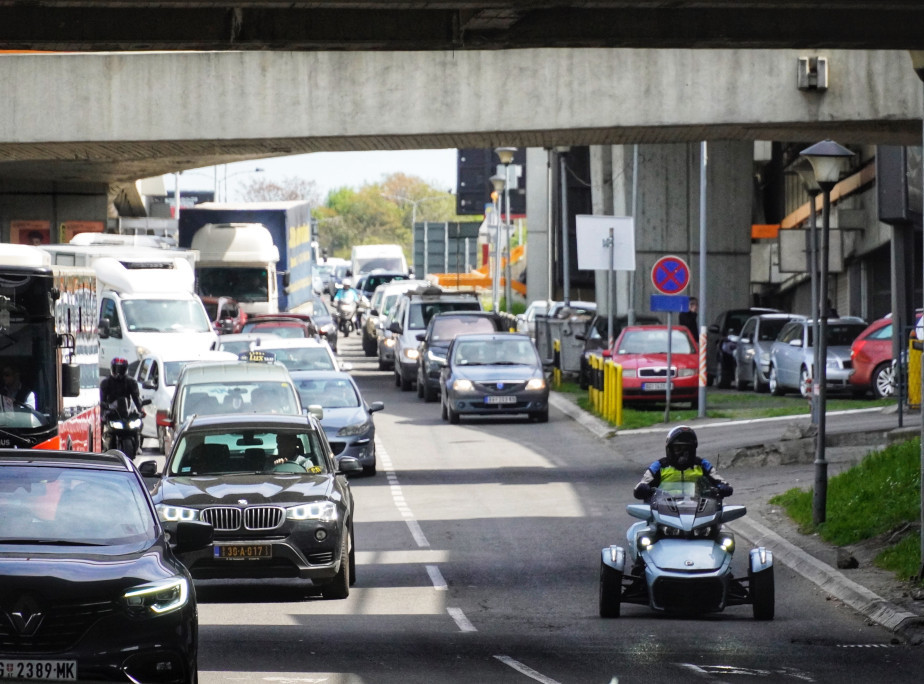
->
[[214, 544, 272, 559], [485, 395, 517, 404], [642, 382, 672, 391], [0, 660, 76, 681]]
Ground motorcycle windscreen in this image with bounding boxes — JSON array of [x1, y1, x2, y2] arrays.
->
[[647, 538, 726, 572]]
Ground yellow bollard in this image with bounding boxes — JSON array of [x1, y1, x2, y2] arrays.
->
[[614, 363, 623, 427], [603, 359, 614, 423], [909, 336, 922, 410], [553, 339, 562, 389]]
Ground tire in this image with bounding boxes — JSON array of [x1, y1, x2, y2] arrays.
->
[[768, 365, 784, 396], [599, 562, 622, 618], [422, 379, 437, 403], [447, 403, 460, 424], [362, 334, 377, 357], [378, 357, 389, 371], [870, 362, 895, 399], [348, 527, 356, 586], [416, 372, 425, 398], [733, 362, 747, 391], [715, 358, 732, 389], [753, 363, 768, 394], [750, 566, 775, 620], [441, 398, 448, 421], [530, 409, 549, 423], [799, 367, 811, 399], [363, 461, 377, 476], [157, 425, 168, 454], [399, 368, 413, 392], [320, 535, 350, 600], [394, 371, 401, 387]]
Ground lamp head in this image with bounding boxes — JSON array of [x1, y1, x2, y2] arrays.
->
[[490, 174, 507, 193], [495, 147, 518, 165], [799, 139, 854, 189]]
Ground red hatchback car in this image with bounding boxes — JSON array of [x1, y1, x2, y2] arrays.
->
[[849, 315, 895, 398], [611, 325, 699, 408]]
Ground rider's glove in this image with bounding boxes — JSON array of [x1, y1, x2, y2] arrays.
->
[[633, 482, 652, 500], [717, 483, 733, 498]]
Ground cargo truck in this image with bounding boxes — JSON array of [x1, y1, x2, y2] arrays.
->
[[178, 202, 319, 315]]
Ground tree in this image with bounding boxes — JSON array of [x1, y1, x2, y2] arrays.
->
[[237, 176, 320, 204]]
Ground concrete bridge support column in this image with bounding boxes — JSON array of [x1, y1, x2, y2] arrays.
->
[[525, 147, 553, 303], [0, 179, 109, 245]]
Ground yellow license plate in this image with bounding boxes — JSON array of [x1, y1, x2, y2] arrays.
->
[[214, 544, 272, 559]]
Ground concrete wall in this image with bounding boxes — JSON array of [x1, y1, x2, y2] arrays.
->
[[0, 179, 109, 244]]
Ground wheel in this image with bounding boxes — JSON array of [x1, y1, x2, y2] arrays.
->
[[870, 362, 895, 399], [362, 334, 377, 357], [157, 425, 168, 454], [799, 367, 812, 399], [599, 561, 622, 618], [753, 363, 768, 393], [363, 461, 377, 476], [394, 371, 400, 387], [530, 409, 549, 423], [320, 536, 350, 600], [447, 403, 460, 424], [750, 566, 775, 620], [416, 372, 425, 398], [422, 379, 437, 403], [441, 398, 448, 421], [715, 358, 732, 389], [378, 356, 389, 371], [734, 362, 747, 391], [768, 365, 784, 396], [348, 527, 356, 586], [399, 368, 413, 392]]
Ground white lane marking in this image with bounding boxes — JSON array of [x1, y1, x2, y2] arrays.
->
[[447, 607, 477, 632], [377, 438, 430, 547], [426, 564, 448, 591], [493, 656, 563, 684]]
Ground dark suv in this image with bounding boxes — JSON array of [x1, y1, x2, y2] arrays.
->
[[415, 310, 513, 401], [708, 307, 780, 387]]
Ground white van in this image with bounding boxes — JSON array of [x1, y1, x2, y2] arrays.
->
[[95, 256, 218, 375], [350, 244, 408, 279]]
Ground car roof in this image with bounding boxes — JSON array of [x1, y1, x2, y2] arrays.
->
[[179, 413, 319, 433], [177, 360, 295, 383], [451, 332, 532, 343], [289, 369, 357, 384], [751, 313, 805, 320], [219, 332, 281, 342], [0, 448, 133, 471], [142, 349, 238, 363]]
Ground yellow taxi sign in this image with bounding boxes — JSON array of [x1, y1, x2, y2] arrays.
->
[[238, 349, 276, 364]]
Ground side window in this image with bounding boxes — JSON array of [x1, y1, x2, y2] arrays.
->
[[740, 319, 755, 340], [778, 323, 796, 344], [99, 298, 122, 338], [139, 358, 155, 385]]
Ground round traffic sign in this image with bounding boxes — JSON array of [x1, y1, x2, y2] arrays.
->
[[651, 255, 690, 295]]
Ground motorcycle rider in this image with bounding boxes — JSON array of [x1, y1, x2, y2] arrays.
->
[[99, 357, 145, 449], [633, 425, 733, 500], [333, 278, 360, 333]]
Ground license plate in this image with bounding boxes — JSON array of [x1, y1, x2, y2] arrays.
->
[[641, 382, 672, 391], [0, 660, 77, 681], [485, 395, 517, 404], [214, 544, 272, 560]]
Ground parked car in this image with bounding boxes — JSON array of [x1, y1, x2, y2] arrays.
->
[[255, 336, 348, 372], [732, 313, 806, 392], [143, 413, 361, 598], [849, 314, 897, 398], [707, 307, 780, 387], [389, 286, 483, 391], [439, 332, 549, 423], [610, 325, 699, 407], [768, 316, 868, 398], [516, 300, 549, 338], [576, 313, 661, 389], [159, 356, 303, 454], [201, 295, 247, 334], [241, 313, 318, 339], [0, 448, 213, 682], [134, 348, 238, 453], [290, 370, 384, 475], [416, 310, 510, 402], [216, 331, 282, 356]]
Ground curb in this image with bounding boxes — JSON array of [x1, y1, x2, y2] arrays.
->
[[550, 390, 924, 641]]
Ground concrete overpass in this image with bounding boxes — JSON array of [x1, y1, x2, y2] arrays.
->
[[1, 2, 923, 52]]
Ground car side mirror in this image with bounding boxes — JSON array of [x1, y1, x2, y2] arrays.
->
[[739, 336, 752, 344], [61, 363, 80, 398], [173, 520, 214, 553], [97, 320, 110, 339], [575, 333, 586, 341], [368, 401, 384, 413], [138, 460, 159, 477], [143, 380, 157, 390], [389, 322, 402, 334], [789, 338, 803, 347], [337, 455, 363, 475], [339, 361, 354, 372], [708, 324, 720, 334], [416, 333, 426, 342]]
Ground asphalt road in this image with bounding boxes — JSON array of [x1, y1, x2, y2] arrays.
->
[[189, 331, 924, 683]]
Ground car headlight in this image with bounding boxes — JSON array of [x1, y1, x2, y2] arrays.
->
[[156, 504, 199, 523], [384, 338, 396, 348], [525, 377, 546, 390], [403, 348, 420, 360], [287, 501, 338, 522], [621, 369, 637, 379], [123, 577, 189, 616], [427, 350, 446, 365], [452, 379, 474, 392], [677, 368, 695, 377], [337, 418, 372, 436]]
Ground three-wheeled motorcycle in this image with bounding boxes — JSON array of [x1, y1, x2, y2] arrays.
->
[[599, 478, 774, 619]]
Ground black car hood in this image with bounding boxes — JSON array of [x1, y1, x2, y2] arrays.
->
[[154, 474, 334, 506]]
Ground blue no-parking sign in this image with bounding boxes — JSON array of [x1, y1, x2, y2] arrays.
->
[[651, 255, 690, 295]]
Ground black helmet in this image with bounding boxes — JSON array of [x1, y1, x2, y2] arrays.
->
[[665, 425, 697, 470], [110, 357, 129, 378]]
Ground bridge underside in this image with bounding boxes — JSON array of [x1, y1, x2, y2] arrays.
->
[[1, 2, 923, 52]]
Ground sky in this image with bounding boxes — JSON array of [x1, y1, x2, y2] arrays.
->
[[164, 149, 459, 202]]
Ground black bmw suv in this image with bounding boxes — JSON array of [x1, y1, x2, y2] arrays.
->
[[0, 448, 213, 683]]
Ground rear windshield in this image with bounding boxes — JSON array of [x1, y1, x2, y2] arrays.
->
[[431, 316, 497, 342], [409, 301, 481, 329], [180, 381, 300, 419]]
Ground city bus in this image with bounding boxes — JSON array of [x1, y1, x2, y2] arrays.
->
[[0, 244, 101, 450]]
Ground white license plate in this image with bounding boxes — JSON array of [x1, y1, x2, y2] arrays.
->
[[641, 382, 672, 391], [0, 660, 77, 681], [485, 395, 517, 404]]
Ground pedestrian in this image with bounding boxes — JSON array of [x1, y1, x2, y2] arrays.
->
[[679, 297, 699, 343]]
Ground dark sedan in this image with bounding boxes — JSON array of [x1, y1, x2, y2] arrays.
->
[[439, 332, 549, 423], [143, 413, 361, 599], [0, 448, 213, 683]]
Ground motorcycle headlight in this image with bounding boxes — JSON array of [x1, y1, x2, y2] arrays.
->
[[110, 420, 126, 430], [719, 536, 735, 552], [659, 525, 682, 537], [128, 418, 143, 430], [692, 525, 713, 538], [123, 577, 189, 616], [452, 379, 474, 392], [156, 504, 199, 523], [337, 418, 372, 437], [287, 501, 338, 522], [384, 338, 396, 348], [525, 377, 546, 390]]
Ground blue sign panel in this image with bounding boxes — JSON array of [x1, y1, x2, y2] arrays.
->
[[650, 294, 690, 312]]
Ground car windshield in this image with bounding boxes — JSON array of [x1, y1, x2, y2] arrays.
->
[[617, 329, 695, 354], [409, 301, 481, 329], [294, 377, 361, 409], [197, 267, 269, 302], [807, 323, 869, 347], [259, 346, 336, 371], [169, 429, 328, 476], [122, 299, 212, 333], [0, 466, 156, 546], [758, 318, 791, 341], [453, 339, 537, 366], [180, 381, 300, 419]]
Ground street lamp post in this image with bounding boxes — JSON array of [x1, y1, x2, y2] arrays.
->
[[489, 173, 506, 312], [794, 161, 823, 424], [496, 147, 517, 312], [221, 166, 265, 202], [381, 193, 448, 276], [799, 139, 854, 526]]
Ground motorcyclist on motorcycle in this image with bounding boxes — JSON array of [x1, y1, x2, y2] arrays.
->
[[633, 425, 733, 501], [333, 279, 360, 334], [99, 357, 145, 448]]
